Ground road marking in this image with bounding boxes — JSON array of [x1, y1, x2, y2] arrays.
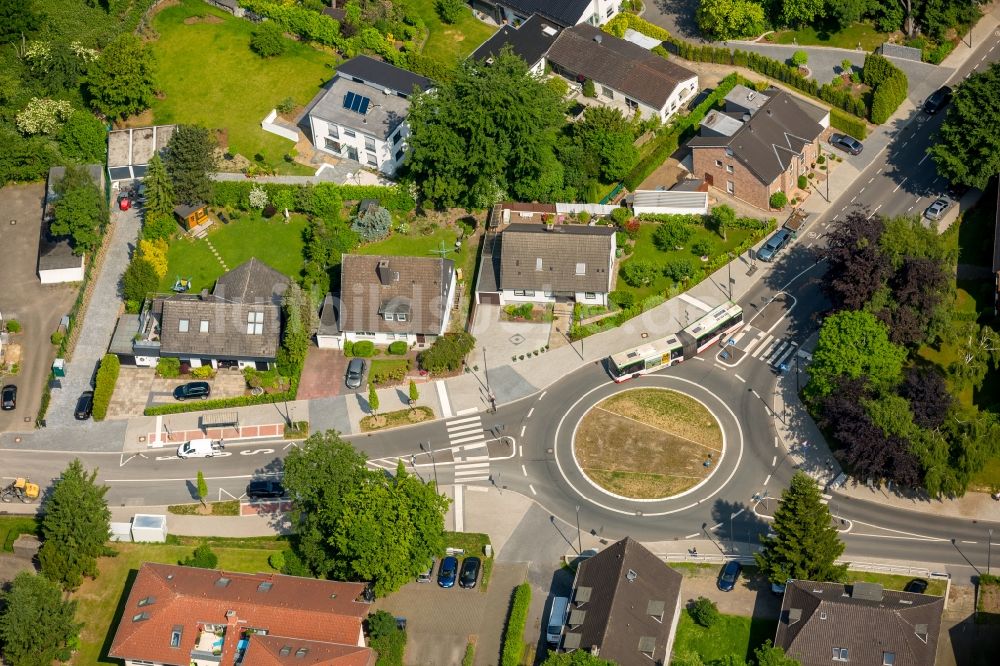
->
[[918, 153, 930, 165], [685, 532, 700, 539], [841, 206, 847, 211], [907, 206, 914, 212], [807, 242, 813, 248], [734, 374, 746, 383], [764, 474, 771, 485], [732, 508, 745, 519], [772, 456, 777, 466], [448, 415, 481, 426], [520, 425, 526, 437], [867, 205, 882, 219], [868, 177, 875, 184], [893, 177, 907, 192], [774, 437, 779, 448], [902, 140, 909, 148], [521, 464, 527, 476], [528, 484, 536, 495], [436, 380, 453, 417], [108, 473, 255, 483], [876, 168, 882, 174], [456, 406, 479, 416], [527, 408, 534, 418], [710, 522, 723, 530], [451, 433, 486, 445], [693, 356, 705, 362], [518, 445, 522, 457], [714, 364, 728, 372], [962, 540, 978, 544], [859, 187, 865, 193], [539, 391, 547, 400], [751, 334, 773, 358], [851, 195, 857, 203]]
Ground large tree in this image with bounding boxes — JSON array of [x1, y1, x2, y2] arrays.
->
[[164, 124, 216, 205], [0, 572, 80, 666], [780, 0, 825, 26], [930, 63, 1000, 190], [39, 459, 112, 590], [823, 211, 890, 312], [807, 310, 906, 398], [0, 0, 41, 44], [58, 111, 108, 164], [571, 106, 638, 184], [86, 33, 157, 120], [50, 165, 107, 254], [696, 0, 768, 40], [142, 153, 175, 218], [755, 472, 848, 585], [406, 47, 566, 208]]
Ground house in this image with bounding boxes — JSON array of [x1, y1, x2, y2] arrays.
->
[[108, 562, 374, 666], [37, 165, 105, 284], [173, 203, 209, 231], [325, 254, 456, 348], [118, 258, 289, 370], [479, 222, 615, 307], [546, 24, 699, 123], [558, 537, 683, 665], [307, 56, 432, 176], [688, 85, 830, 210], [106, 124, 175, 186], [775, 580, 944, 666], [469, 14, 561, 75], [471, 0, 622, 28]]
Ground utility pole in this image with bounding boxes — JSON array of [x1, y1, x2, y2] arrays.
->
[[727, 253, 733, 300], [575, 505, 583, 555], [483, 347, 496, 413], [989, 528, 994, 575], [420, 441, 438, 487], [821, 143, 829, 202]]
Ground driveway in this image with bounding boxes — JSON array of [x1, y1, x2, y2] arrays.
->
[[104, 366, 250, 418], [642, 0, 707, 42], [470, 304, 552, 370], [0, 184, 78, 432], [298, 347, 351, 400]]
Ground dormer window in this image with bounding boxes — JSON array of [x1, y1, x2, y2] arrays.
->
[[178, 319, 189, 333], [397, 313, 407, 322], [832, 647, 849, 661], [138, 596, 155, 607], [132, 612, 150, 622], [384, 313, 394, 321], [575, 263, 586, 275], [535, 257, 543, 271], [247, 312, 263, 335], [200, 320, 209, 333]]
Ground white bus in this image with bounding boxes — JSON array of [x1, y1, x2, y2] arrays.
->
[[677, 303, 744, 357]]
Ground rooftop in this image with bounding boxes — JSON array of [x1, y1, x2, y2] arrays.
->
[[498, 0, 593, 27], [334, 55, 432, 98], [499, 223, 615, 294], [470, 14, 560, 68], [309, 76, 412, 140]]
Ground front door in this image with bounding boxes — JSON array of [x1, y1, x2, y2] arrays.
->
[[704, 173, 714, 186]]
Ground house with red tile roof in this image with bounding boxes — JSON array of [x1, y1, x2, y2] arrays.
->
[[109, 562, 375, 666]]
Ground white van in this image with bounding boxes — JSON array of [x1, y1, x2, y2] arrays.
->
[[176, 438, 224, 459], [546, 596, 570, 646]]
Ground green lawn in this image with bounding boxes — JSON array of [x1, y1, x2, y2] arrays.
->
[[848, 571, 947, 596], [673, 612, 777, 664], [0, 515, 40, 552], [400, 0, 497, 67], [150, 0, 334, 172], [358, 224, 475, 283], [159, 212, 307, 292], [768, 22, 891, 52]]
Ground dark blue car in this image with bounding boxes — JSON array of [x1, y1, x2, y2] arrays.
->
[[717, 560, 742, 592], [438, 556, 458, 588]]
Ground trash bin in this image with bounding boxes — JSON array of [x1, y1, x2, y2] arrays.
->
[[52, 358, 66, 378]]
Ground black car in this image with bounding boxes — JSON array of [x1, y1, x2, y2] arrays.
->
[[1, 384, 16, 411], [173, 381, 211, 400], [345, 358, 366, 390], [717, 560, 742, 592], [923, 86, 953, 114], [246, 480, 285, 500], [829, 133, 863, 155], [74, 391, 94, 420], [459, 556, 481, 589], [904, 578, 929, 594]]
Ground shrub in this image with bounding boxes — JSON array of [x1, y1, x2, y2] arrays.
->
[[5, 320, 21, 333], [352, 340, 375, 357], [435, 0, 466, 23], [769, 191, 788, 210], [369, 360, 411, 385], [582, 78, 596, 98], [281, 549, 313, 577], [276, 96, 296, 114], [50, 330, 64, 346], [504, 303, 533, 319], [689, 596, 720, 627], [156, 357, 181, 378], [691, 238, 714, 257], [191, 365, 215, 379], [250, 22, 288, 58], [180, 544, 218, 569], [351, 205, 392, 242], [620, 260, 660, 287], [841, 58, 852, 74], [663, 257, 698, 282], [611, 206, 631, 225], [791, 50, 808, 66], [267, 551, 285, 571], [418, 332, 475, 374], [122, 257, 158, 303], [343, 340, 354, 357], [500, 583, 531, 666], [578, 211, 591, 224], [830, 108, 868, 140], [861, 52, 895, 87], [142, 213, 178, 241], [144, 388, 297, 416], [387, 341, 408, 355], [797, 174, 808, 190], [609, 290, 636, 309], [92, 354, 119, 421], [653, 219, 694, 250], [870, 70, 908, 124]]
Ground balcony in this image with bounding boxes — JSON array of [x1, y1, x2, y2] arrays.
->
[[190, 626, 225, 665]]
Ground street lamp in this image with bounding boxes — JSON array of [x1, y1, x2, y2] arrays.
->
[[727, 253, 733, 300], [483, 347, 496, 413], [420, 441, 438, 487], [730, 512, 735, 553], [575, 505, 583, 555]]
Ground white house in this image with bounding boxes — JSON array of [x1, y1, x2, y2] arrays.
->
[[471, 0, 622, 28], [323, 254, 456, 349], [546, 24, 699, 123], [306, 56, 432, 177]]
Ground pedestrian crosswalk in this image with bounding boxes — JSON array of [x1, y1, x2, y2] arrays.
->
[[742, 328, 803, 370], [446, 415, 491, 485]]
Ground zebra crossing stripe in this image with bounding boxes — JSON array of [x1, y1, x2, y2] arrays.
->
[[766, 341, 789, 364], [451, 433, 486, 445], [447, 415, 481, 427], [773, 343, 798, 369], [751, 335, 773, 358]]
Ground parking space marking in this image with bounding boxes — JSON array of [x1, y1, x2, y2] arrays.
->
[[529, 484, 536, 495], [734, 374, 746, 383]]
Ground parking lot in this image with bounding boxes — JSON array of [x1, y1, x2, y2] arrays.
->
[[0, 184, 78, 432]]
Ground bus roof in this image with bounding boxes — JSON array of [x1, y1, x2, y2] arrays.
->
[[681, 303, 741, 337], [609, 335, 681, 365]]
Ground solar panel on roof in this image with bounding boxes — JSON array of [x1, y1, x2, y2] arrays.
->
[[350, 94, 362, 112], [343, 91, 356, 109], [359, 97, 370, 114]]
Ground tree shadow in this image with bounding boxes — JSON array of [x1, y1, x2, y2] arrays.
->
[[99, 567, 138, 663]]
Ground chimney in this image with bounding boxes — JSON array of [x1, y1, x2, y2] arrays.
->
[[788, 608, 802, 625], [594, 34, 602, 44], [376, 260, 392, 286]]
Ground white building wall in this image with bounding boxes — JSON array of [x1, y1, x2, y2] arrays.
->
[[498, 0, 618, 26], [574, 291, 608, 306], [344, 331, 418, 346], [309, 115, 408, 176], [501, 289, 556, 305], [316, 334, 341, 350], [592, 75, 698, 123], [438, 272, 458, 335], [38, 264, 85, 285]]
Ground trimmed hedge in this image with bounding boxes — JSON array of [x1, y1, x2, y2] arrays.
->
[[352, 340, 375, 357], [144, 390, 295, 416], [830, 108, 868, 140], [870, 70, 908, 124], [93, 354, 120, 421], [387, 341, 408, 355], [500, 583, 531, 666], [211, 182, 416, 215]]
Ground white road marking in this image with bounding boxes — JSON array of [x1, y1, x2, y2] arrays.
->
[[851, 195, 857, 203], [456, 406, 479, 416], [521, 464, 527, 476], [685, 532, 700, 539], [518, 445, 522, 457], [751, 335, 773, 358], [710, 522, 723, 530], [693, 356, 705, 362], [868, 177, 874, 183], [436, 380, 453, 417], [774, 437, 779, 448], [867, 205, 882, 219], [907, 206, 914, 212], [893, 177, 907, 192], [841, 206, 847, 211], [807, 242, 813, 248], [520, 425, 526, 437], [528, 484, 536, 495], [772, 456, 777, 466], [539, 390, 547, 400], [962, 540, 978, 544], [714, 364, 728, 372], [918, 153, 930, 165], [527, 408, 534, 418], [448, 415, 481, 426], [764, 474, 771, 485], [902, 140, 909, 148], [451, 433, 486, 445], [734, 374, 746, 383], [732, 508, 745, 518]]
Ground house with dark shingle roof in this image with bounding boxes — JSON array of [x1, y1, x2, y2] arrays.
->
[[471, 0, 621, 28], [469, 14, 561, 75], [323, 254, 456, 349], [108, 562, 374, 666], [484, 222, 615, 307], [555, 537, 683, 665], [688, 86, 830, 210], [546, 24, 699, 123], [775, 580, 944, 666]]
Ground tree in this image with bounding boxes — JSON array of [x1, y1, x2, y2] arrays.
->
[[900, 366, 952, 429], [826, 0, 870, 28], [250, 21, 288, 57], [418, 332, 475, 373], [573, 106, 638, 183], [769, 191, 788, 209], [791, 50, 808, 66], [57, 111, 107, 163], [620, 260, 659, 287], [780, 0, 825, 26], [653, 219, 695, 250], [50, 165, 107, 254], [86, 33, 157, 120], [755, 472, 847, 585], [180, 544, 218, 568], [689, 596, 720, 627], [930, 63, 1000, 190], [39, 459, 112, 590], [807, 310, 906, 398], [196, 470, 208, 508], [435, 0, 466, 23], [351, 205, 392, 242], [692, 238, 715, 257], [368, 383, 380, 415], [165, 124, 216, 205], [278, 282, 314, 376], [408, 379, 419, 404], [949, 321, 1000, 390], [710, 204, 735, 240], [754, 641, 801, 666], [0, 572, 80, 666], [138, 239, 168, 279], [122, 257, 159, 304], [696, 0, 768, 40], [540, 651, 616, 665], [0, 0, 41, 44], [822, 211, 890, 311], [406, 48, 566, 208], [143, 154, 175, 218]]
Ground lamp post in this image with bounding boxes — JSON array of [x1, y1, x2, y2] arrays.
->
[[727, 253, 733, 301], [483, 347, 496, 413], [575, 505, 583, 555], [730, 512, 735, 553], [420, 441, 438, 487]]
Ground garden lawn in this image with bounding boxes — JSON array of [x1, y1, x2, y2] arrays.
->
[[848, 571, 947, 596], [619, 223, 754, 300], [150, 0, 333, 172], [400, 0, 497, 68], [769, 22, 891, 51], [72, 541, 281, 664], [0, 515, 39, 552], [673, 612, 777, 664], [358, 225, 475, 283]]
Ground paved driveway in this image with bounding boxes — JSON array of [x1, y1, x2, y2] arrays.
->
[[298, 347, 351, 399], [0, 184, 78, 432], [470, 304, 552, 370], [642, 0, 706, 42]]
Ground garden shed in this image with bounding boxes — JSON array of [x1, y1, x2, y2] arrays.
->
[[130, 514, 168, 543], [174, 203, 209, 230]]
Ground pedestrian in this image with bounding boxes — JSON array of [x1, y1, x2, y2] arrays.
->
[[691, 547, 698, 557]]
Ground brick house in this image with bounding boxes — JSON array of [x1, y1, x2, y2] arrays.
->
[[688, 85, 829, 210]]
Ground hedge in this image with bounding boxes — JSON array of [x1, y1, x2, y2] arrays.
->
[[352, 340, 375, 357], [92, 354, 120, 421], [870, 70, 908, 124], [144, 389, 296, 416], [418, 332, 475, 374], [500, 583, 531, 666], [830, 108, 868, 140], [211, 182, 416, 215], [387, 341, 408, 355], [238, 0, 348, 50]]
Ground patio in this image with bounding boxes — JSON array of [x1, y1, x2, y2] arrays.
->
[[470, 303, 552, 370]]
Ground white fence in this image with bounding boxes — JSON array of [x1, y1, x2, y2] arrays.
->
[[555, 203, 619, 216], [261, 109, 299, 142]]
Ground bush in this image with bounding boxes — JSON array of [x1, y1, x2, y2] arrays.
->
[[610, 207, 631, 225], [268, 551, 285, 571], [156, 357, 181, 378], [830, 108, 868, 140], [343, 340, 354, 357], [122, 257, 158, 303], [144, 388, 297, 416], [351, 205, 392, 242], [352, 340, 375, 357], [369, 360, 411, 385], [609, 290, 636, 309], [5, 320, 21, 333], [791, 50, 808, 66], [504, 303, 534, 319], [797, 174, 808, 190], [191, 365, 215, 379], [387, 341, 408, 355], [276, 96, 296, 114], [239, 0, 347, 48], [689, 596, 720, 627], [582, 78, 596, 98], [435, 0, 466, 23], [250, 21, 288, 57], [367, 610, 398, 640], [870, 70, 908, 124], [280, 549, 313, 577], [92, 354, 119, 421], [50, 330, 64, 346], [578, 211, 591, 224], [691, 238, 714, 257], [663, 257, 698, 282], [501, 583, 531, 666], [180, 544, 218, 569], [620, 260, 660, 287], [653, 219, 694, 250], [418, 332, 475, 374], [769, 191, 788, 210], [142, 213, 178, 242]]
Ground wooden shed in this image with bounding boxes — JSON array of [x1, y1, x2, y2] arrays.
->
[[173, 203, 209, 230]]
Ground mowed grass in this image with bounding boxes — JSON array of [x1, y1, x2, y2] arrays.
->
[[848, 571, 947, 596], [674, 612, 778, 664], [768, 22, 891, 52], [400, 0, 497, 66], [150, 0, 334, 171], [0, 515, 40, 552]]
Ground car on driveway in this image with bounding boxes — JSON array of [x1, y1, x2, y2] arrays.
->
[[829, 133, 863, 155], [345, 358, 366, 390], [757, 228, 792, 262], [1, 385, 16, 411], [173, 381, 211, 400], [923, 86, 953, 114], [717, 560, 742, 592], [246, 480, 285, 500], [437, 556, 458, 588], [459, 556, 481, 589], [74, 391, 94, 420], [923, 197, 950, 221], [904, 578, 929, 594]]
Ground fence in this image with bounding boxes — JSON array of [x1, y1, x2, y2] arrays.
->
[[879, 42, 923, 62], [261, 110, 300, 142]]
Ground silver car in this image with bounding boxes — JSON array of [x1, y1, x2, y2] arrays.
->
[[923, 197, 949, 221], [345, 358, 366, 389]]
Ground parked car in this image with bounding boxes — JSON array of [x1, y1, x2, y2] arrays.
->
[[771, 578, 791, 596], [417, 560, 435, 583], [173, 381, 211, 401], [904, 578, 929, 594], [923, 86, 953, 114], [829, 133, 863, 155], [437, 556, 458, 588], [757, 228, 793, 262], [1, 385, 16, 411], [459, 556, 481, 589], [176, 438, 224, 459], [546, 596, 570, 645], [74, 391, 94, 420], [246, 480, 285, 500], [717, 560, 742, 592], [345, 358, 366, 390], [923, 197, 950, 221]]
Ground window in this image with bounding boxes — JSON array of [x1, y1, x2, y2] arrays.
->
[[365, 136, 376, 151], [585, 292, 596, 299], [384, 313, 394, 321], [601, 86, 613, 99], [832, 647, 849, 661], [367, 155, 378, 167], [395, 148, 405, 161], [535, 257, 543, 271], [882, 653, 895, 666], [397, 313, 407, 322], [169, 627, 183, 648], [392, 131, 402, 144], [575, 262, 586, 275], [625, 98, 638, 110], [343, 128, 356, 138], [246, 312, 264, 335], [138, 596, 155, 607], [715, 159, 723, 167], [513, 290, 535, 297], [132, 612, 150, 622], [725, 147, 734, 157], [324, 137, 341, 153], [199, 320, 209, 333], [327, 126, 339, 139], [726, 164, 734, 174], [178, 319, 189, 333], [727, 180, 734, 194]]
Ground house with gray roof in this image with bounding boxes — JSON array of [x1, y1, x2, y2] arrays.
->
[[555, 537, 683, 665], [325, 254, 456, 349], [471, 0, 621, 29], [775, 580, 944, 666], [483, 222, 615, 307], [306, 56, 432, 177], [469, 14, 561, 75], [689, 87, 830, 210]]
